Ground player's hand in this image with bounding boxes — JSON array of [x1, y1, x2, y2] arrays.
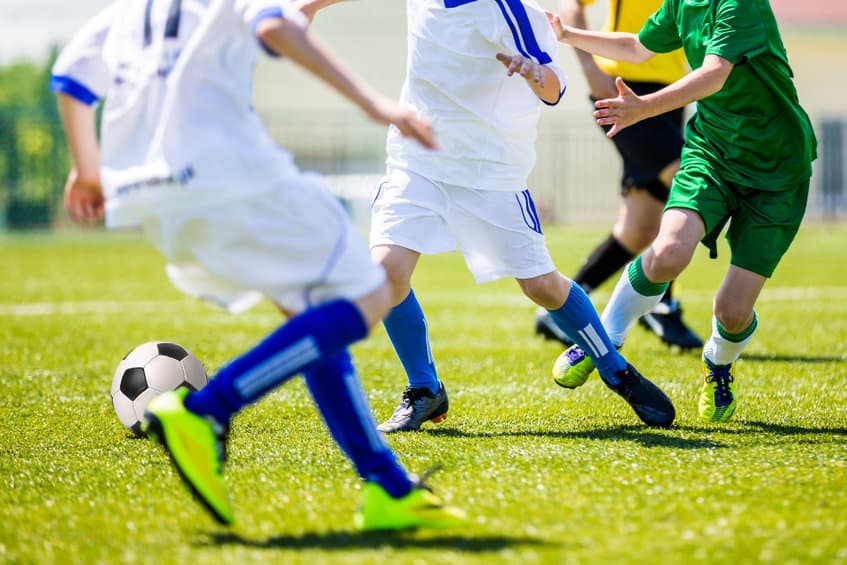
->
[[64, 168, 105, 224], [496, 53, 545, 87], [366, 95, 437, 150], [545, 10, 567, 42], [593, 77, 646, 138]]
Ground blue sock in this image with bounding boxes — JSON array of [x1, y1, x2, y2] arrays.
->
[[383, 290, 439, 394], [185, 299, 368, 426], [303, 351, 413, 498], [548, 281, 627, 385]]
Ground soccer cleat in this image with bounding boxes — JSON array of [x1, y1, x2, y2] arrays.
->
[[699, 359, 737, 422], [534, 307, 574, 347], [377, 382, 449, 433], [638, 298, 703, 350], [603, 364, 676, 428], [142, 388, 233, 525], [552, 344, 596, 388], [354, 477, 468, 531]]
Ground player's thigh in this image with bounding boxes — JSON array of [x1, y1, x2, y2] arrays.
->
[[726, 180, 809, 278], [369, 167, 456, 254], [449, 187, 554, 283], [667, 163, 734, 261]]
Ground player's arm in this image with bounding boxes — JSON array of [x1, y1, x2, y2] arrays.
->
[[294, 0, 355, 23], [495, 53, 562, 105], [56, 93, 104, 223], [558, 0, 616, 99], [547, 11, 654, 64], [256, 16, 435, 149], [595, 54, 733, 137]]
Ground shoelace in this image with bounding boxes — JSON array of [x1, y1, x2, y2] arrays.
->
[[565, 347, 586, 364], [401, 386, 436, 405], [706, 365, 734, 402], [414, 464, 444, 494]]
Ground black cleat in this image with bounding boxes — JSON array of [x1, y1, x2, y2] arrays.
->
[[377, 382, 449, 433], [534, 308, 574, 347], [602, 364, 676, 427], [638, 298, 703, 350]]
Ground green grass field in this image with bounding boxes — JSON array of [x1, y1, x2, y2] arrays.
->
[[1, 224, 846, 564]]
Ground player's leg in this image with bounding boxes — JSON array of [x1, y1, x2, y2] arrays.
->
[[302, 349, 466, 529], [699, 177, 807, 423], [369, 168, 455, 432], [555, 207, 704, 391], [521, 272, 674, 427], [699, 265, 765, 422], [371, 244, 448, 432]]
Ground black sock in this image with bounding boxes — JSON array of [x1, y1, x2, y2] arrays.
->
[[661, 280, 675, 303], [573, 234, 634, 293]]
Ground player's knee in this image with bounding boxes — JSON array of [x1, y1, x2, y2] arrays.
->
[[713, 300, 752, 334], [648, 240, 690, 281], [355, 281, 393, 330], [518, 272, 567, 309]]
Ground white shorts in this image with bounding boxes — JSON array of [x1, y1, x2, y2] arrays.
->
[[369, 166, 555, 283], [142, 173, 385, 314]]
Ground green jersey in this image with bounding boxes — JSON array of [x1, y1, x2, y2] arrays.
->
[[639, 0, 817, 189]]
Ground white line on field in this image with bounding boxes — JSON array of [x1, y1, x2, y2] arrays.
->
[[2, 286, 847, 316]]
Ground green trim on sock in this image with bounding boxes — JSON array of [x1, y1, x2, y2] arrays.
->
[[716, 311, 758, 342], [627, 256, 670, 297]]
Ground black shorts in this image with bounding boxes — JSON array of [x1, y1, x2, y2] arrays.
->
[[592, 81, 684, 202]]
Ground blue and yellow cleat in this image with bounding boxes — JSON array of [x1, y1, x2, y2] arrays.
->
[[552, 344, 596, 389], [143, 388, 233, 525], [699, 359, 737, 423]]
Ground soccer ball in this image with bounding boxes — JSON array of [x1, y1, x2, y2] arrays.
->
[[111, 341, 208, 435]]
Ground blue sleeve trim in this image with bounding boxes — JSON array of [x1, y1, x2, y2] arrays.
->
[[49, 75, 100, 106], [494, 0, 552, 65], [541, 84, 567, 106], [252, 6, 285, 58], [444, 0, 477, 7]]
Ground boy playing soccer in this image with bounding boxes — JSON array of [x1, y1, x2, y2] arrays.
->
[[51, 0, 466, 529], [342, 0, 677, 431], [547, 0, 817, 422]]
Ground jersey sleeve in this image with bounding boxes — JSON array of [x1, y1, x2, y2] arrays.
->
[[638, 0, 682, 54], [50, 3, 117, 106], [234, 0, 309, 57], [495, 0, 567, 104], [705, 1, 768, 64]]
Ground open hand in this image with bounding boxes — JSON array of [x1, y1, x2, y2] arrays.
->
[[366, 94, 437, 150], [545, 10, 566, 42], [593, 77, 646, 138], [496, 53, 545, 87]]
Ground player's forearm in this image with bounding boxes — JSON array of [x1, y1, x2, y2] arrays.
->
[[640, 55, 732, 116], [57, 93, 100, 182], [258, 18, 380, 118], [295, 0, 353, 23], [528, 66, 563, 105], [560, 28, 652, 64]]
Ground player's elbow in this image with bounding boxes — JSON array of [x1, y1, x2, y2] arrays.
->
[[631, 41, 655, 64]]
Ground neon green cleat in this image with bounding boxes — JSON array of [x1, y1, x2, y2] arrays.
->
[[552, 344, 597, 389], [699, 359, 737, 423], [354, 481, 468, 531], [142, 388, 233, 525]]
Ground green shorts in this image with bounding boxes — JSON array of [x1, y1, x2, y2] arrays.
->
[[667, 164, 809, 278]]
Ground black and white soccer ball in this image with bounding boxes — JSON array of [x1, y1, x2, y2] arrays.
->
[[111, 341, 208, 436]]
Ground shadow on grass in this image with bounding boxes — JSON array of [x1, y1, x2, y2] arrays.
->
[[205, 530, 552, 552], [740, 353, 847, 363], [426, 425, 725, 449]]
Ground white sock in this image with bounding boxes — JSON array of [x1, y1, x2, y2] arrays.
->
[[601, 269, 665, 346], [703, 314, 757, 366]]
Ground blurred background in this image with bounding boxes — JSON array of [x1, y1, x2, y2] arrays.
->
[[0, 0, 845, 230]]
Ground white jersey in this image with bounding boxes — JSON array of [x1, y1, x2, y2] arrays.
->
[[387, 0, 566, 192], [51, 0, 307, 228]]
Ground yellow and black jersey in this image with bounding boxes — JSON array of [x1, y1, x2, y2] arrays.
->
[[580, 0, 686, 83]]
